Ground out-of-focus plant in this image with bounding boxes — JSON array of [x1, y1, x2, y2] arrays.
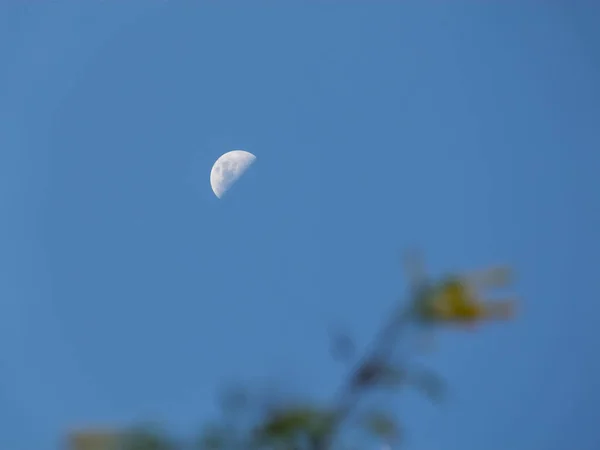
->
[[403, 250, 517, 333], [120, 423, 178, 450], [119, 250, 518, 450]]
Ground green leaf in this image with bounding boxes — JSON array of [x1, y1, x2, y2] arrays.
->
[[121, 424, 175, 450], [362, 411, 400, 440], [255, 405, 335, 445]]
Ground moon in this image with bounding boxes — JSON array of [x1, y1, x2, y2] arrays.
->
[[210, 150, 256, 198]]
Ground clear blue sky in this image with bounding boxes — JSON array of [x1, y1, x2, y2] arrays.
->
[[1, 2, 599, 450]]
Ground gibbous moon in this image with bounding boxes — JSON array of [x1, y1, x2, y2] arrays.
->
[[210, 150, 256, 198]]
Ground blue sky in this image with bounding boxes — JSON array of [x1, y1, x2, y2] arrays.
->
[[1, 2, 599, 449]]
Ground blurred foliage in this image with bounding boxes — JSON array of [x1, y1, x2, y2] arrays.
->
[[196, 424, 229, 450], [362, 410, 400, 441], [120, 424, 177, 450], [114, 251, 517, 450]]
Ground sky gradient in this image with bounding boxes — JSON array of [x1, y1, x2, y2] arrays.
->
[[1, 2, 599, 450]]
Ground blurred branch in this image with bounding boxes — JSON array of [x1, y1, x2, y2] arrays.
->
[[117, 250, 516, 450]]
